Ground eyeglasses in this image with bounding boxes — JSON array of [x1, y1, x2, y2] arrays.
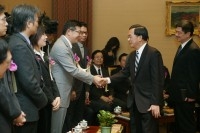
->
[[73, 30, 81, 34]]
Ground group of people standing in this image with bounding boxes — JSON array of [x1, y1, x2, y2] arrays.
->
[[0, 3, 200, 133]]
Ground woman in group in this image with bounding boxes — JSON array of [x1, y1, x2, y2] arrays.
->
[[30, 26, 60, 133], [101, 37, 120, 67]]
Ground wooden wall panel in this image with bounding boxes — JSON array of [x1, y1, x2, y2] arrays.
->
[[52, 0, 92, 53]]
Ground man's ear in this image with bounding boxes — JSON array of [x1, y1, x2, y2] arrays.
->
[[65, 29, 72, 36], [186, 32, 191, 37], [138, 35, 143, 42], [26, 20, 32, 28]]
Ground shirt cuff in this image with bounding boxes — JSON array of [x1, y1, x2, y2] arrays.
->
[[106, 77, 111, 84]]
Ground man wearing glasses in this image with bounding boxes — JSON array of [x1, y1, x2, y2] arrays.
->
[[50, 20, 103, 133]]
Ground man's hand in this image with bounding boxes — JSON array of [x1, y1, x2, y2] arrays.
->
[[101, 96, 112, 104], [13, 111, 26, 126], [85, 91, 91, 105], [70, 91, 77, 101], [185, 97, 195, 102], [147, 105, 161, 118], [52, 97, 61, 111], [93, 75, 108, 87]]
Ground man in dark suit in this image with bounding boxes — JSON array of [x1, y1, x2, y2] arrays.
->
[[63, 21, 90, 132], [169, 20, 200, 133], [111, 53, 131, 111], [103, 24, 164, 133], [0, 5, 26, 133], [8, 4, 48, 133]]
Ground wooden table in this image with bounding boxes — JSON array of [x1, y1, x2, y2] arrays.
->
[[115, 114, 130, 133], [83, 126, 99, 133], [115, 112, 175, 133], [158, 114, 175, 133], [83, 125, 123, 133]]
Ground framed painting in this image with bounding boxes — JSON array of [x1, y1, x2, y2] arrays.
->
[[166, 1, 200, 35]]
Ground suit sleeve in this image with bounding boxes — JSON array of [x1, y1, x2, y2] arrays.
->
[[11, 44, 47, 109], [149, 50, 164, 105], [0, 81, 21, 121], [53, 44, 93, 85], [110, 54, 131, 83], [186, 48, 200, 99]]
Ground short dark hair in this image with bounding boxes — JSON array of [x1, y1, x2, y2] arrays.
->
[[0, 39, 9, 64], [129, 24, 149, 41], [39, 12, 58, 34], [0, 5, 5, 14], [79, 21, 87, 28], [62, 20, 80, 35], [175, 20, 194, 36], [91, 50, 103, 60], [30, 25, 46, 46], [118, 53, 128, 62], [11, 4, 40, 32]]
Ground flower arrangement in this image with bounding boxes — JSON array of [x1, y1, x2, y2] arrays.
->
[[48, 57, 55, 80], [9, 60, 17, 72], [9, 60, 18, 92], [49, 57, 55, 65], [73, 53, 91, 73], [97, 110, 118, 127]]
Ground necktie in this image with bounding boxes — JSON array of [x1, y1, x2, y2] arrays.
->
[[176, 45, 182, 57], [135, 51, 139, 75], [98, 68, 101, 75], [80, 46, 84, 58]]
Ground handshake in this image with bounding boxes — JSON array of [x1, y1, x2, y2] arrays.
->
[[92, 75, 109, 88]]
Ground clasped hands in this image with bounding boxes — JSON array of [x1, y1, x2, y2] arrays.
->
[[13, 111, 26, 126], [93, 75, 108, 88]]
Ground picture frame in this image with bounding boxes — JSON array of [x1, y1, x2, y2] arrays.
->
[[166, 1, 200, 35]]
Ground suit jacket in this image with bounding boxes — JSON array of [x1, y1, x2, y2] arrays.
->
[[8, 33, 48, 121], [0, 75, 21, 133], [170, 39, 200, 102], [35, 54, 60, 104], [50, 35, 93, 108], [72, 43, 89, 98], [111, 66, 131, 102], [89, 65, 113, 100], [110, 44, 164, 113]]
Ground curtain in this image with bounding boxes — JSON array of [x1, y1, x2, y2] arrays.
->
[[52, 0, 92, 53]]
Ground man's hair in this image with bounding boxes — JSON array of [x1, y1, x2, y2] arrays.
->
[[30, 25, 46, 46], [11, 4, 39, 32], [118, 53, 128, 62], [0, 39, 9, 64], [62, 20, 80, 35], [39, 12, 58, 34], [0, 5, 5, 14], [175, 20, 194, 36], [129, 24, 149, 41], [91, 50, 103, 60], [80, 21, 87, 28]]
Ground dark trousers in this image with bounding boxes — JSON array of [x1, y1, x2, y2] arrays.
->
[[174, 102, 196, 133], [132, 103, 159, 133], [129, 105, 136, 133], [14, 121, 38, 133], [37, 104, 52, 133]]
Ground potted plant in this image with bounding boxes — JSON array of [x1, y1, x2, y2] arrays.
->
[[97, 110, 118, 133]]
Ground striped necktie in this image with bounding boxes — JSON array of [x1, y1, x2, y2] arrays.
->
[[175, 45, 182, 57], [135, 51, 139, 75]]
